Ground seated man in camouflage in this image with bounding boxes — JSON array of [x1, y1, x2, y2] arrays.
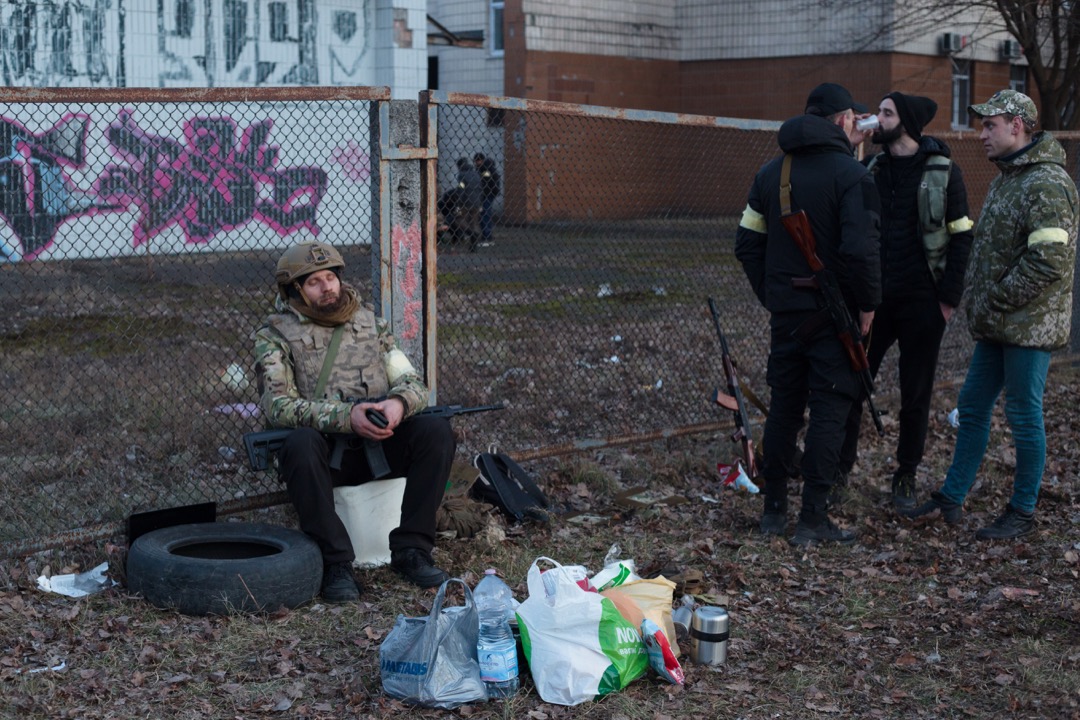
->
[[253, 241, 455, 602]]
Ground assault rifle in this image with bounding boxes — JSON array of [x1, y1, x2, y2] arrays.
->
[[243, 402, 506, 475], [780, 210, 885, 436], [708, 297, 758, 481]]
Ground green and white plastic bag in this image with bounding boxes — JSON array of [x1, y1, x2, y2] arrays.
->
[[516, 557, 648, 706]]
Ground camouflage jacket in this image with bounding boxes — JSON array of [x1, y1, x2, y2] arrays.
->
[[966, 131, 1078, 350], [252, 296, 429, 433]]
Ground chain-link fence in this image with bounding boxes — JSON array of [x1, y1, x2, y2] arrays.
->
[[0, 88, 384, 555], [3, 87, 1079, 556], [427, 94, 1080, 454]]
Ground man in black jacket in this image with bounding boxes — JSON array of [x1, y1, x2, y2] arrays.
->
[[837, 93, 974, 512], [736, 83, 882, 546]]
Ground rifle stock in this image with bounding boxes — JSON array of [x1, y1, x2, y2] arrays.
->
[[780, 210, 884, 436]]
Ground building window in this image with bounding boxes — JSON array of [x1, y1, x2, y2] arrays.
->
[[269, 2, 288, 42], [428, 55, 439, 91], [1010, 65, 1028, 94], [489, 1, 504, 57], [951, 59, 971, 130]]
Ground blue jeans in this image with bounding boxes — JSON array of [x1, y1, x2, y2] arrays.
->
[[939, 340, 1051, 514]]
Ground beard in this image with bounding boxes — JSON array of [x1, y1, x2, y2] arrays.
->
[[313, 291, 348, 313], [292, 285, 360, 327], [872, 124, 905, 146]]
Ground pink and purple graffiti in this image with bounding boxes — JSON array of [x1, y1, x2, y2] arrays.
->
[[98, 110, 328, 246]]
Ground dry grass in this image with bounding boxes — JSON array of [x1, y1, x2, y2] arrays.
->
[[3, 365, 1080, 719]]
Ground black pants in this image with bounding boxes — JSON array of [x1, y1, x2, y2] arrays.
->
[[761, 310, 860, 525], [839, 296, 947, 477], [277, 416, 456, 565]]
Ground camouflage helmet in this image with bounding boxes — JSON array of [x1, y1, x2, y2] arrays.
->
[[275, 242, 344, 299]]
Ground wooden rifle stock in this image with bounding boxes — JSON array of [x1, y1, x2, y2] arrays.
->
[[780, 210, 825, 273], [780, 211, 884, 436]]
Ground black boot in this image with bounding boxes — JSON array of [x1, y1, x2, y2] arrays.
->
[[759, 491, 787, 536], [975, 505, 1034, 540], [891, 472, 918, 512], [321, 562, 362, 603], [901, 490, 962, 524], [391, 548, 450, 588], [790, 518, 856, 547]]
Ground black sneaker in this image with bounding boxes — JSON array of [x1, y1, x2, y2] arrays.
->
[[901, 490, 962, 524], [975, 505, 1035, 540], [891, 472, 918, 512], [789, 519, 856, 547], [321, 561, 362, 603], [759, 512, 786, 536], [391, 548, 450, 588]]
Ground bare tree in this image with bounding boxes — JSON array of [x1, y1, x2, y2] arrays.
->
[[816, 0, 1080, 129]]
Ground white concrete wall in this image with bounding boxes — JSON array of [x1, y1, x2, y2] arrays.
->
[[522, 0, 679, 60], [428, 0, 504, 95], [0, 0, 426, 96]]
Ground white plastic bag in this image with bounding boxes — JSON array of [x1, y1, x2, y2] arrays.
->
[[516, 557, 647, 706]]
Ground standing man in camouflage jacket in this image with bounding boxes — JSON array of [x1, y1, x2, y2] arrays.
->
[[904, 90, 1078, 539], [254, 242, 455, 601]]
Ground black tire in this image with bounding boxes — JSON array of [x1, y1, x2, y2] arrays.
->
[[126, 522, 322, 616]]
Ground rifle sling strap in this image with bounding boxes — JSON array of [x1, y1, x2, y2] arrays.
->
[[780, 153, 794, 217], [314, 324, 345, 398]]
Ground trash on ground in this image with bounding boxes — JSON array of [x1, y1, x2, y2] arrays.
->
[[37, 562, 116, 598]]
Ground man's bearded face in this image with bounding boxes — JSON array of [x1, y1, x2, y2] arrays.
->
[[301, 270, 345, 310]]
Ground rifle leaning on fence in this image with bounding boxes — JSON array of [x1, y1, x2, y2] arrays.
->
[[243, 403, 507, 475], [707, 297, 759, 481], [777, 153, 884, 437]]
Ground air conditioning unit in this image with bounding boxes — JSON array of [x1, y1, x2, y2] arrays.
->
[[939, 32, 963, 54], [1001, 39, 1022, 60]]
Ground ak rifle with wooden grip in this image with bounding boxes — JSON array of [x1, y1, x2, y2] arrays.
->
[[780, 209, 885, 436], [708, 297, 758, 480]]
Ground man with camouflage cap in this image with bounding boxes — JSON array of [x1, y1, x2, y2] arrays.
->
[[253, 241, 455, 601], [903, 90, 1078, 539]]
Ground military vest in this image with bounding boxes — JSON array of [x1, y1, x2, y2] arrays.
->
[[868, 153, 952, 285], [267, 307, 390, 402]]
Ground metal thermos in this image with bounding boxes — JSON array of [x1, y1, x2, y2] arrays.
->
[[689, 606, 729, 665], [671, 606, 693, 646]]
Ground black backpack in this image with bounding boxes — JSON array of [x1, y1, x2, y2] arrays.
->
[[470, 451, 550, 523]]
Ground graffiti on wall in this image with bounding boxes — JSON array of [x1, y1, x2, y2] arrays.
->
[[0, 115, 118, 261], [0, 0, 371, 89], [0, 110, 332, 262], [98, 110, 328, 246]]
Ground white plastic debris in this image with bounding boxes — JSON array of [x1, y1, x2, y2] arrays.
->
[[947, 408, 960, 428], [37, 562, 116, 598], [597, 283, 613, 298], [212, 402, 260, 418], [220, 363, 250, 393]]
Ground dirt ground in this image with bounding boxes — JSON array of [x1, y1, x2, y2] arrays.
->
[[2, 360, 1078, 719]]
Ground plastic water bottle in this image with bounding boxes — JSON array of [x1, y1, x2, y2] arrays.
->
[[474, 569, 520, 698]]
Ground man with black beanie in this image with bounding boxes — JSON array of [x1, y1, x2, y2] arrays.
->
[[837, 92, 974, 511]]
